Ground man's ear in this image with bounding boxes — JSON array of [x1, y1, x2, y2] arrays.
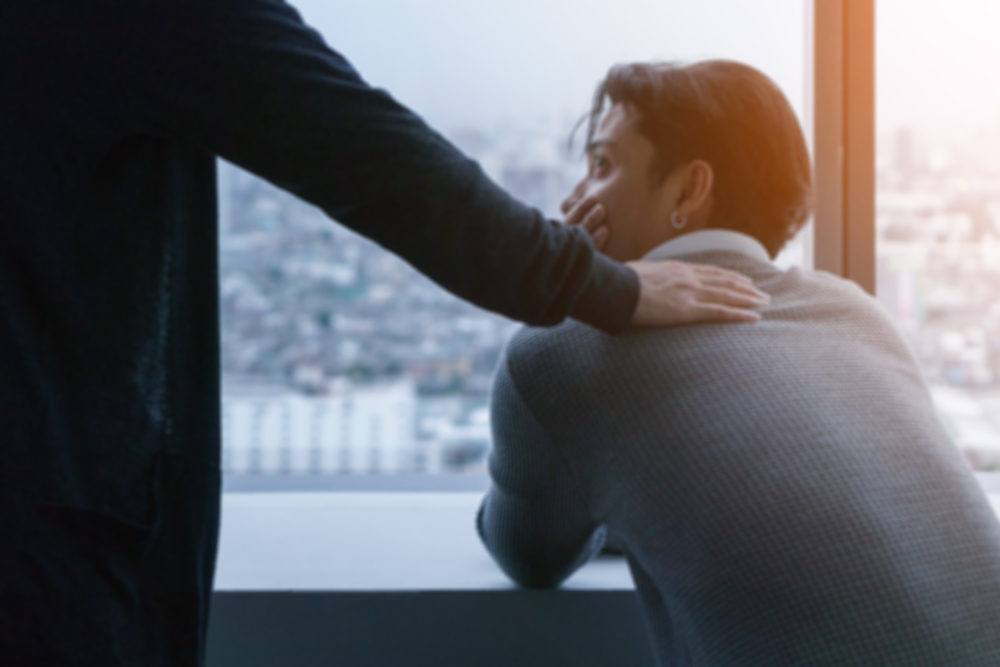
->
[[676, 159, 714, 218]]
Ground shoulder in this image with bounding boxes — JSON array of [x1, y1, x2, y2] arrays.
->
[[764, 266, 916, 355], [501, 321, 608, 381], [767, 266, 888, 317], [493, 320, 616, 414]]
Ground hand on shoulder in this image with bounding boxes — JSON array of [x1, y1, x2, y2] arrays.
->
[[626, 260, 770, 327]]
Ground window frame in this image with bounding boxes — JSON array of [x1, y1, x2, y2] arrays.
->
[[812, 0, 876, 292], [220, 0, 999, 491]]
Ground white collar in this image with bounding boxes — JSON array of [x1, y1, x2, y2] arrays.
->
[[641, 229, 771, 263]]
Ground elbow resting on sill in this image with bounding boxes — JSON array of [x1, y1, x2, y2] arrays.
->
[[483, 525, 609, 591]]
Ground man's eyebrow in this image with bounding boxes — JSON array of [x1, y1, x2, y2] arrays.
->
[[585, 139, 617, 154]]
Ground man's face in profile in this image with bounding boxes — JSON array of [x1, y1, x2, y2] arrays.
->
[[561, 104, 676, 262]]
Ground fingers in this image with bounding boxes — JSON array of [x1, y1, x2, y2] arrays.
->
[[696, 285, 769, 309], [694, 266, 768, 299], [563, 195, 596, 226], [703, 281, 769, 306], [698, 268, 754, 287], [673, 263, 770, 306], [688, 303, 762, 323], [626, 259, 769, 328], [580, 204, 608, 250], [564, 196, 605, 232], [563, 195, 609, 251], [579, 202, 606, 233], [700, 275, 769, 297]]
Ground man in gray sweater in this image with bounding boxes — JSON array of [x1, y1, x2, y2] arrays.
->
[[477, 60, 1000, 665]]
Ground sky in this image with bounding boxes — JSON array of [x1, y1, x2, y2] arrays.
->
[[877, 0, 1000, 133], [291, 0, 808, 132], [289, 0, 1000, 139]]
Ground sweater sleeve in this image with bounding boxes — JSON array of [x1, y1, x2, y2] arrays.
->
[[476, 345, 605, 588], [117, 0, 639, 333]]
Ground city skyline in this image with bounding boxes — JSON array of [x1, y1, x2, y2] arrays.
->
[[219, 110, 1000, 474], [218, 1, 1000, 476]]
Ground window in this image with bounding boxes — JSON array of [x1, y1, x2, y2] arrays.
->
[[219, 1, 815, 487], [876, 0, 1000, 472]]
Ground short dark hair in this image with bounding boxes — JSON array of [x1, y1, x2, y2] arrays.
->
[[584, 60, 814, 257]]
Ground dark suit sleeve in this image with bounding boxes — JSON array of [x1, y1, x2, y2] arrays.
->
[[116, 0, 638, 332], [477, 349, 605, 588]]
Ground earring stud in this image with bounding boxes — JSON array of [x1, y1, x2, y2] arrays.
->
[[670, 210, 687, 230]]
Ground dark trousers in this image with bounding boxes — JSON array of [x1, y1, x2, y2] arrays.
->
[[0, 451, 221, 666]]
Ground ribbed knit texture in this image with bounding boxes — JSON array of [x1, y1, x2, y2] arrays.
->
[[479, 250, 1000, 666]]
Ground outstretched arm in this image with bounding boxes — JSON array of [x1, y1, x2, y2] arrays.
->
[[477, 351, 604, 588], [115, 0, 765, 333]]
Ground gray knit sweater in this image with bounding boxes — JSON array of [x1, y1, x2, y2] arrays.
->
[[478, 250, 1000, 666]]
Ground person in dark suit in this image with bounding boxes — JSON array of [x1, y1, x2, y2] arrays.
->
[[0, 3, 772, 666], [478, 59, 1000, 665]]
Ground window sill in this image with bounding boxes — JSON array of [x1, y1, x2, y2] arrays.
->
[[207, 482, 1000, 667], [212, 481, 1000, 591], [213, 492, 632, 591], [208, 492, 649, 667]]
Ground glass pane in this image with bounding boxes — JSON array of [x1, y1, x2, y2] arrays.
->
[[220, 1, 811, 483], [876, 0, 1000, 471]]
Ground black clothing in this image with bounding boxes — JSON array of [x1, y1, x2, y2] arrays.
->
[[0, 1, 638, 664], [1, 453, 220, 665]]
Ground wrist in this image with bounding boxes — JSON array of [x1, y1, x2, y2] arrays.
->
[[569, 253, 639, 334]]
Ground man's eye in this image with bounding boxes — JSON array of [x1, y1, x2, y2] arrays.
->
[[591, 155, 610, 173]]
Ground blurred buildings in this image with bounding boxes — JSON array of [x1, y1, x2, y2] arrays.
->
[[219, 118, 1000, 477], [219, 119, 578, 475], [876, 123, 1000, 468]]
